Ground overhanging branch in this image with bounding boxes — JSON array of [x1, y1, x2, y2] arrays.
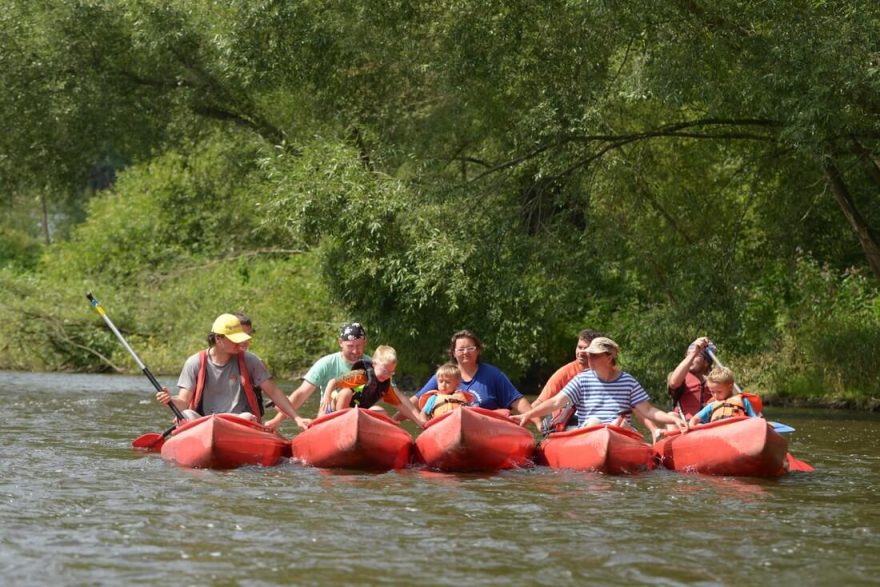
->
[[470, 118, 781, 182]]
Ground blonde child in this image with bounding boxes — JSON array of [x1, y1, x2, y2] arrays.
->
[[418, 363, 477, 420], [688, 366, 757, 427], [321, 345, 426, 427]]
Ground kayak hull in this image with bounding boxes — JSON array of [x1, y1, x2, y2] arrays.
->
[[653, 417, 788, 477], [160, 414, 289, 470], [414, 407, 535, 472], [291, 408, 413, 471], [539, 425, 654, 474]]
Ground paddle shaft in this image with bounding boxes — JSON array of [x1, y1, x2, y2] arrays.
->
[[677, 403, 690, 429], [86, 292, 185, 421]]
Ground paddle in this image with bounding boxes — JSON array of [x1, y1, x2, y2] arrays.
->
[[771, 421, 796, 434], [86, 292, 183, 449], [705, 347, 814, 472], [785, 452, 816, 472]]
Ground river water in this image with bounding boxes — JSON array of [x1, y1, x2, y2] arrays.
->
[[0, 371, 877, 586]]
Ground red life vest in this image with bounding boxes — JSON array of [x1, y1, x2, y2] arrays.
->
[[740, 391, 763, 416], [189, 350, 263, 423], [670, 372, 711, 418]]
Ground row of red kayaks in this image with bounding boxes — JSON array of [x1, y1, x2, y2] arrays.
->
[[152, 408, 803, 477]]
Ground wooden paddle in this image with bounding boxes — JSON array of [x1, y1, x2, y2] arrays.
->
[[705, 347, 814, 472], [86, 292, 183, 450]]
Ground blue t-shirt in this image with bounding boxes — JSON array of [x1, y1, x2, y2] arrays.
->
[[561, 369, 650, 426], [415, 363, 522, 410], [693, 396, 756, 424]]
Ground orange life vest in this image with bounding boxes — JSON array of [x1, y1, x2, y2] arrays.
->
[[418, 390, 477, 419], [189, 350, 263, 423], [709, 395, 747, 422]]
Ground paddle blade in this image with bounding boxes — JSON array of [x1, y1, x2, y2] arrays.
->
[[771, 421, 796, 433], [786, 452, 815, 473], [132, 432, 165, 451]]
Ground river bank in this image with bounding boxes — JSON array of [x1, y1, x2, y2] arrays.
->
[[762, 394, 880, 411]]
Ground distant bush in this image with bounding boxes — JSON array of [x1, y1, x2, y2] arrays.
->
[[767, 257, 880, 400], [0, 225, 42, 272]]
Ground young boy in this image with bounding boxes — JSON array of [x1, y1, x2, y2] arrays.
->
[[688, 366, 758, 427], [321, 345, 426, 427], [418, 363, 477, 420]]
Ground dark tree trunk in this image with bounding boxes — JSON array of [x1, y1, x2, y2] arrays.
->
[[40, 192, 51, 245], [821, 159, 880, 280]]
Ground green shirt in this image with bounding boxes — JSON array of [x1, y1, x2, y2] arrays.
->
[[304, 351, 371, 390]]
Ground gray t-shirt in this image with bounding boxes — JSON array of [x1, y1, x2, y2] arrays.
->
[[177, 350, 271, 415]]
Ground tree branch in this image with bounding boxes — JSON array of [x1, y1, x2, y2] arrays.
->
[[821, 158, 880, 280], [469, 118, 781, 182]]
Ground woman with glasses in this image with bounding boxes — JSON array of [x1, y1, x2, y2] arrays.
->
[[409, 330, 536, 424]]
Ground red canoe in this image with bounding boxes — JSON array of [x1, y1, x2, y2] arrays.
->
[[291, 408, 413, 471], [538, 424, 654, 474], [653, 416, 788, 477], [160, 414, 290, 469], [413, 407, 535, 472]]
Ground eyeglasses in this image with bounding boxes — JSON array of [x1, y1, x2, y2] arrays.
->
[[454, 346, 478, 354]]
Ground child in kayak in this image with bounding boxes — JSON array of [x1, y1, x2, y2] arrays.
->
[[418, 363, 477, 420], [321, 345, 426, 427], [687, 366, 757, 426]]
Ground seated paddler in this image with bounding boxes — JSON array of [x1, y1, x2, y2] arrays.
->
[[155, 313, 310, 430]]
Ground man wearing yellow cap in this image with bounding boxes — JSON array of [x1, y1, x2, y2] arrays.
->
[[155, 314, 310, 430]]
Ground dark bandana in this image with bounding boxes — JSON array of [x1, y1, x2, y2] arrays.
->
[[340, 322, 366, 341]]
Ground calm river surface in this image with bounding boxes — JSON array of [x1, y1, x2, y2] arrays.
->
[[1, 371, 877, 586]]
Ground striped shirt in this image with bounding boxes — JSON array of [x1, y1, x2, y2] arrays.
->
[[561, 369, 650, 426]]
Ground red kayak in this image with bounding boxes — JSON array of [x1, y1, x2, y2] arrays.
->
[[160, 414, 290, 470], [653, 416, 788, 477], [538, 424, 654, 474], [413, 407, 535, 472], [291, 408, 413, 471]]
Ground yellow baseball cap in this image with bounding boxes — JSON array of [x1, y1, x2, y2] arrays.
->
[[211, 314, 252, 344]]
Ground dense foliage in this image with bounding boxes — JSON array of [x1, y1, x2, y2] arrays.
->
[[1, 1, 878, 404]]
